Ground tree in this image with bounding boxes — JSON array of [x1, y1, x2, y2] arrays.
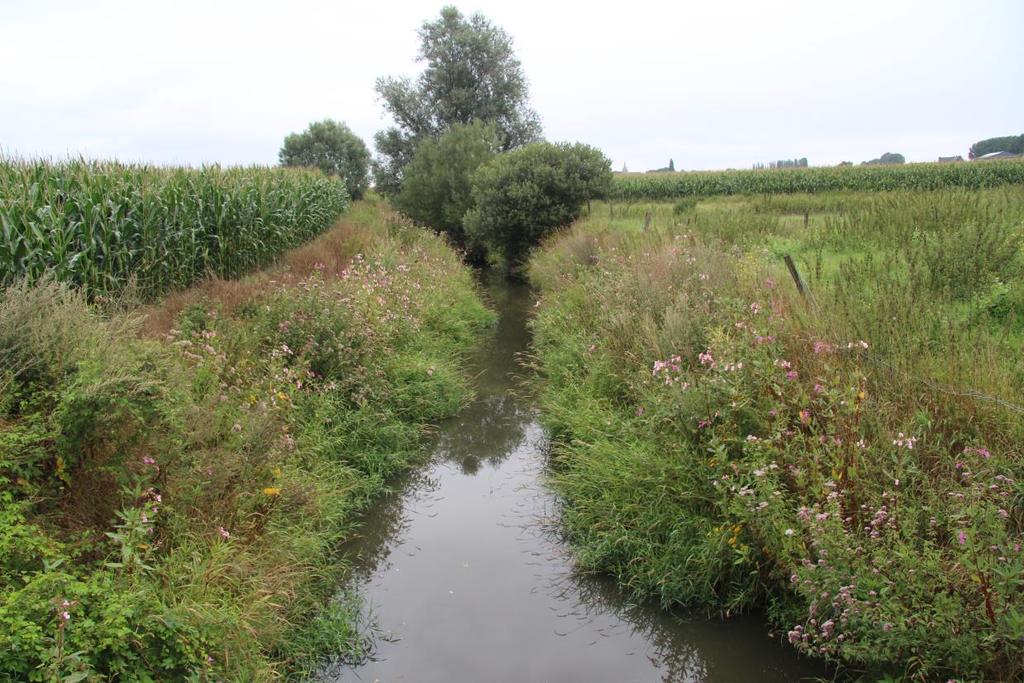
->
[[969, 135, 1024, 159], [861, 152, 905, 166], [279, 120, 370, 199], [668, 158, 675, 172], [393, 121, 499, 253], [373, 6, 542, 195], [464, 142, 612, 269]]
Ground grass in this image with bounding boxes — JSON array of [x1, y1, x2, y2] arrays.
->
[[529, 188, 1024, 681], [0, 199, 494, 681]]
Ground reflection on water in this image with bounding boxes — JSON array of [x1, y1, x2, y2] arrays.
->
[[321, 274, 826, 682]]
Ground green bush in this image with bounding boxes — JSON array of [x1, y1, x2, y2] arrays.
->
[[393, 121, 499, 256], [464, 142, 612, 267]]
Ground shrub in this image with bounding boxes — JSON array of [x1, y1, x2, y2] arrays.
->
[[393, 121, 499, 256], [464, 142, 612, 267]]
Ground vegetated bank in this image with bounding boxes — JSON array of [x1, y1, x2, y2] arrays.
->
[[0, 199, 494, 680], [610, 158, 1024, 200], [529, 188, 1024, 681], [0, 159, 350, 299]]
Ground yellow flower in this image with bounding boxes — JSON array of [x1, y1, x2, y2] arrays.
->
[[271, 467, 282, 478], [276, 391, 288, 402], [262, 487, 281, 496]]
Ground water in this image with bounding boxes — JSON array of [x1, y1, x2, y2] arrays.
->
[[322, 275, 826, 682]]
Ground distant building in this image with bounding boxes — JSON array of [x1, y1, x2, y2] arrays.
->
[[976, 151, 1020, 160], [938, 155, 963, 163]]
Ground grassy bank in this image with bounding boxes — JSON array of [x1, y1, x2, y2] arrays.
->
[[0, 159, 350, 299], [529, 189, 1024, 680], [610, 159, 1024, 200], [0, 200, 494, 681]]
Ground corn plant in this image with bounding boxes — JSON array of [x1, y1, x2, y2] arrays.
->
[[0, 159, 350, 299]]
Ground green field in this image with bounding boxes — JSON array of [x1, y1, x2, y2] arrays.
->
[[610, 159, 1024, 200], [0, 159, 350, 299], [529, 187, 1024, 680]]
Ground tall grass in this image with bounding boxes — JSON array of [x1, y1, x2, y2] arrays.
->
[[610, 159, 1024, 200], [529, 189, 1024, 680], [0, 159, 350, 299], [0, 201, 494, 680]]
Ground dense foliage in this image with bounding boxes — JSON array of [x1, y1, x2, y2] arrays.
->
[[393, 121, 499, 254], [279, 119, 371, 200], [0, 159, 350, 299], [970, 134, 1024, 159], [861, 152, 905, 165], [0, 201, 494, 680], [529, 190, 1024, 681], [610, 158, 1024, 200], [373, 6, 541, 195], [464, 142, 612, 268]]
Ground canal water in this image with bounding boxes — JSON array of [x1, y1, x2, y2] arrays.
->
[[322, 276, 825, 682]]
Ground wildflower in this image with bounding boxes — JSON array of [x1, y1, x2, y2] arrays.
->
[[785, 528, 795, 536], [698, 351, 715, 367], [813, 341, 832, 355], [750, 302, 762, 315], [61, 611, 70, 623], [786, 370, 798, 381], [799, 410, 811, 425], [892, 433, 917, 449], [957, 530, 967, 545], [217, 527, 231, 539], [963, 446, 991, 459], [262, 487, 281, 496], [813, 383, 825, 395], [142, 455, 156, 466]]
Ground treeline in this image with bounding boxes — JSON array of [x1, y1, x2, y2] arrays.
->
[[610, 158, 1024, 200], [970, 134, 1024, 159], [0, 160, 350, 299]]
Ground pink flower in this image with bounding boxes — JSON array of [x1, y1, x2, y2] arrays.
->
[[813, 383, 825, 394], [786, 370, 799, 381], [698, 351, 715, 367], [813, 341, 832, 355], [957, 530, 967, 545], [218, 527, 231, 539], [142, 456, 156, 466], [799, 410, 811, 425], [963, 446, 991, 459]]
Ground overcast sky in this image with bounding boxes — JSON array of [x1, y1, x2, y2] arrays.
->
[[2, 0, 1021, 171]]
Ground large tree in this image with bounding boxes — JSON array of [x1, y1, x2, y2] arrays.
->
[[279, 119, 370, 199], [373, 6, 542, 195]]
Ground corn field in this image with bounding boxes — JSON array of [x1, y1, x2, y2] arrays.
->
[[0, 159, 350, 299], [611, 158, 1024, 200]]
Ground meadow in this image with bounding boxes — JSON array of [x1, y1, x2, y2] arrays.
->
[[610, 159, 1024, 200], [529, 187, 1024, 680], [0, 159, 350, 299], [0, 200, 494, 680]]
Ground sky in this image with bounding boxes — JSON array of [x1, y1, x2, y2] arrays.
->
[[2, 0, 1021, 171]]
